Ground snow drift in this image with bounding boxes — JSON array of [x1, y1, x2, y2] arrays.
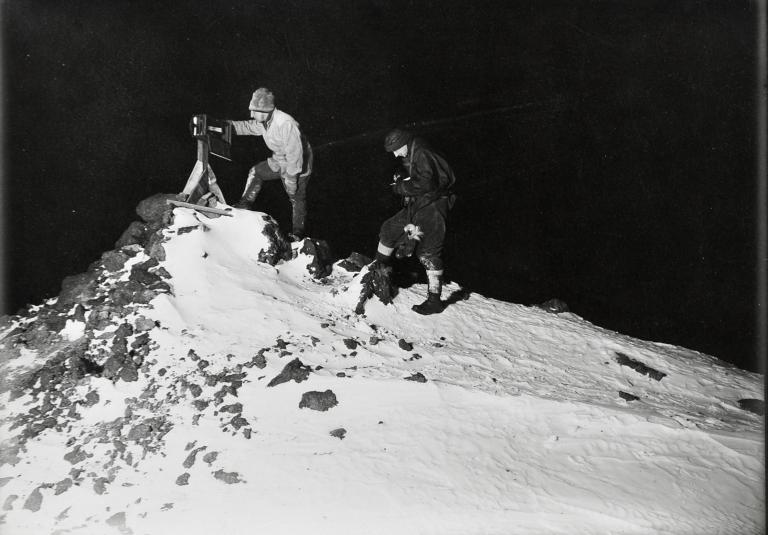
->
[[0, 194, 764, 535]]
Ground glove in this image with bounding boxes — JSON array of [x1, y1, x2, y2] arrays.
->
[[284, 174, 298, 197]]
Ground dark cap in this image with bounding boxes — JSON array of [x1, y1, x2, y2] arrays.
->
[[384, 129, 413, 152]]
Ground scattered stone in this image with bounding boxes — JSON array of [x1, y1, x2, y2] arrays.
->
[[158, 368, 167, 377], [369, 336, 381, 345], [54, 478, 73, 495], [197, 360, 209, 370], [188, 384, 203, 398], [64, 446, 88, 465], [247, 351, 267, 369], [267, 358, 311, 387], [355, 264, 397, 314], [406, 354, 422, 361], [192, 400, 209, 411], [183, 447, 206, 469], [330, 428, 347, 440], [320, 323, 330, 328], [337, 252, 371, 273], [336, 372, 346, 377], [2, 495, 18, 511], [230, 416, 249, 429], [299, 390, 338, 411], [738, 398, 765, 416], [105, 511, 129, 532], [202, 452, 218, 465], [93, 477, 109, 495], [398, 339, 414, 351], [219, 403, 243, 414], [404, 372, 427, 383], [175, 473, 190, 486], [536, 298, 570, 313], [243, 428, 252, 439], [619, 391, 640, 402], [615, 352, 666, 381], [343, 338, 359, 350], [213, 470, 243, 484], [23, 487, 43, 512], [300, 239, 334, 279], [0, 477, 11, 488]]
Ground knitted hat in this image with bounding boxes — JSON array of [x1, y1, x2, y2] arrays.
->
[[384, 129, 413, 152], [249, 88, 275, 111]]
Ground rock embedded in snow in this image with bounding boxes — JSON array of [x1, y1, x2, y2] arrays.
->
[[213, 470, 243, 484], [615, 352, 667, 381], [536, 298, 570, 313], [398, 339, 414, 351], [619, 391, 640, 402], [267, 358, 312, 387], [22, 486, 43, 512], [738, 398, 765, 415], [176, 473, 190, 486], [299, 390, 338, 411], [404, 372, 427, 383], [300, 238, 334, 278], [329, 428, 347, 440]]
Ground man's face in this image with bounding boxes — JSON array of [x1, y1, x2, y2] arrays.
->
[[393, 145, 408, 158], [250, 109, 273, 123]]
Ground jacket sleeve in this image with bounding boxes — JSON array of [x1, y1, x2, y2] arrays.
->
[[230, 119, 263, 136], [278, 120, 304, 177], [397, 150, 438, 197]]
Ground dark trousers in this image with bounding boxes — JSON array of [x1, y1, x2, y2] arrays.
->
[[241, 161, 311, 235], [379, 196, 449, 271]]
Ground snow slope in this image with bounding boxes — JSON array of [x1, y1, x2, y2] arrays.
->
[[0, 205, 764, 535]]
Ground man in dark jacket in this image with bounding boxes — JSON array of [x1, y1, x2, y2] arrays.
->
[[373, 129, 456, 315]]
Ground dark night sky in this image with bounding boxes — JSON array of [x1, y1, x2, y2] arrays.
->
[[2, 1, 764, 372]]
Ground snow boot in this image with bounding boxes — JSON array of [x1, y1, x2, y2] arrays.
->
[[412, 269, 445, 314], [412, 292, 445, 315]]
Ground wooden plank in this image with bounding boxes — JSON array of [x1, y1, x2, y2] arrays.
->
[[166, 199, 234, 217]]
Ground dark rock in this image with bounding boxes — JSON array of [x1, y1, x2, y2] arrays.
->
[[198, 360, 209, 370], [267, 358, 311, 387], [129, 262, 162, 286], [183, 447, 206, 469], [219, 403, 243, 414], [145, 231, 167, 262], [64, 446, 87, 465], [115, 221, 149, 249], [369, 336, 381, 345], [738, 398, 765, 416], [257, 216, 292, 265], [57, 272, 99, 308], [192, 400, 209, 411], [54, 478, 72, 495], [230, 416, 249, 429], [300, 239, 334, 278], [618, 391, 640, 402], [106, 511, 128, 530], [343, 338, 359, 350], [202, 452, 218, 465], [23, 487, 43, 512], [615, 352, 667, 381], [404, 372, 427, 383], [337, 252, 372, 273], [99, 250, 131, 273], [354, 264, 397, 314], [188, 384, 203, 398], [329, 428, 347, 440], [299, 390, 338, 411], [213, 469, 242, 484], [536, 298, 570, 313], [247, 351, 267, 369], [398, 339, 414, 351], [93, 477, 109, 495], [3, 494, 18, 511], [136, 193, 177, 224], [175, 473, 190, 486]]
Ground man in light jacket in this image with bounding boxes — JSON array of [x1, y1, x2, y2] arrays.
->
[[230, 87, 313, 241]]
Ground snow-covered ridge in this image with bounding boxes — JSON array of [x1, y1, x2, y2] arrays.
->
[[0, 195, 763, 534]]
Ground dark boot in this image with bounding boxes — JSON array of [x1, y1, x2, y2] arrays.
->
[[412, 292, 445, 315]]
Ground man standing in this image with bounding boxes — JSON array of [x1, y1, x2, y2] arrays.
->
[[230, 88, 313, 241], [374, 129, 456, 315]]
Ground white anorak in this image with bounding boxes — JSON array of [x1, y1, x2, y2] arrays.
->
[[231, 109, 310, 178]]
